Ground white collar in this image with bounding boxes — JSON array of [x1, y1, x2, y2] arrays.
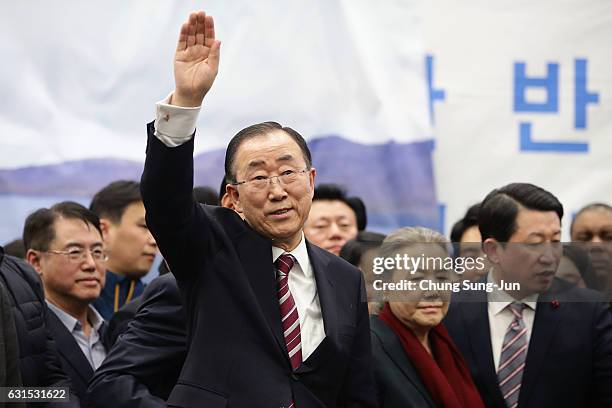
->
[[46, 300, 104, 332], [272, 232, 310, 276], [487, 273, 538, 315]]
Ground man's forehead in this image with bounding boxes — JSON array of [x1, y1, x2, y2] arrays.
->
[[237, 131, 304, 163], [53, 217, 103, 243], [247, 154, 296, 169], [311, 200, 356, 215], [575, 209, 612, 225], [514, 208, 561, 236], [115, 201, 146, 224]]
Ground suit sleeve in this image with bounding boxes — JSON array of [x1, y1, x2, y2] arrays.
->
[[140, 121, 212, 282], [369, 331, 386, 408], [87, 277, 187, 408], [338, 273, 377, 408], [591, 301, 612, 407]]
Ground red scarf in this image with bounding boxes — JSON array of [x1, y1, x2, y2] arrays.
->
[[379, 303, 484, 408]]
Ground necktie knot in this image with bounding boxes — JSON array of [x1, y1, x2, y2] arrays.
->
[[275, 254, 295, 277], [509, 302, 526, 318]]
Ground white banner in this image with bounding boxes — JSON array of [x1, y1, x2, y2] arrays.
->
[[424, 0, 612, 237], [0, 0, 436, 243]]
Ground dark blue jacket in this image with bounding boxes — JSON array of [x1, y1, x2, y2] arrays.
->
[[136, 124, 376, 407], [46, 309, 109, 406], [88, 273, 186, 408], [444, 277, 612, 408]]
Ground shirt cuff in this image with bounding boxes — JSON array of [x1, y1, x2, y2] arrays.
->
[[153, 93, 201, 147]]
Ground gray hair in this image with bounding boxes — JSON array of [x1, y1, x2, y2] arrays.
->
[[369, 227, 450, 311], [379, 226, 449, 261]]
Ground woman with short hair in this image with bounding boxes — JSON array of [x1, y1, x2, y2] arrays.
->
[[370, 227, 484, 408]]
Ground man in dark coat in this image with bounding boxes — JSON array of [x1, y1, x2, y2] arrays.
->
[[23, 202, 111, 405], [98, 10, 376, 408], [0, 246, 79, 407]]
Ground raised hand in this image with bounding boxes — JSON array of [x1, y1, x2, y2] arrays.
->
[[172, 11, 221, 107]]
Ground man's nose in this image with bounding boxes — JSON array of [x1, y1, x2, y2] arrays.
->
[[539, 243, 559, 264], [82, 251, 97, 271], [268, 178, 288, 200], [146, 229, 157, 247], [328, 223, 343, 238]]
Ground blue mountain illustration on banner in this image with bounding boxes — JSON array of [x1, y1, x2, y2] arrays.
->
[[0, 136, 437, 234]]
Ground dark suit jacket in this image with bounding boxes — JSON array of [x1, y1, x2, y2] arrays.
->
[[370, 316, 437, 408], [104, 294, 143, 347], [46, 310, 109, 406], [0, 248, 79, 408], [139, 123, 376, 408], [88, 273, 186, 407], [444, 277, 612, 408]]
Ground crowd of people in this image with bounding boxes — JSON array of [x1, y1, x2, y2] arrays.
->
[[1, 9, 612, 408]]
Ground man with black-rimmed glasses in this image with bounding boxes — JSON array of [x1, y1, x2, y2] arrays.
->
[[24, 201, 110, 405]]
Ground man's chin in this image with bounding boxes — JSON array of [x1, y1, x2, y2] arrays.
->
[[125, 268, 149, 280], [267, 228, 302, 246]]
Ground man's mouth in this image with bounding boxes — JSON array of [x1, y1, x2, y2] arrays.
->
[[77, 277, 100, 285], [269, 208, 291, 216], [536, 270, 556, 279]]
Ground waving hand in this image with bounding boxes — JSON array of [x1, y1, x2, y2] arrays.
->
[[172, 11, 221, 107]]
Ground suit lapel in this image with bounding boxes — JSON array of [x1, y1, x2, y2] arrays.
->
[[371, 317, 437, 407], [46, 312, 93, 382], [307, 243, 337, 343], [234, 228, 287, 356], [294, 243, 336, 374], [99, 321, 111, 351], [461, 293, 506, 406], [518, 290, 563, 406]]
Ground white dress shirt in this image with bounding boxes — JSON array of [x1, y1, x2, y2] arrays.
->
[[272, 234, 325, 360], [46, 301, 107, 369], [153, 97, 326, 360], [487, 273, 538, 371], [154, 93, 201, 145]]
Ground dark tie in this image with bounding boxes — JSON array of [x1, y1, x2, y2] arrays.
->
[[276, 254, 303, 369], [498, 302, 528, 408], [275, 254, 302, 408]]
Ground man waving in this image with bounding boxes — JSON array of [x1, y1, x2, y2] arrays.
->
[[127, 10, 374, 408]]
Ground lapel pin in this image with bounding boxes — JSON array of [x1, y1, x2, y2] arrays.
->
[[551, 299, 560, 309]]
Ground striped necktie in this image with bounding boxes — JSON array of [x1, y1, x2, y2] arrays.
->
[[498, 302, 528, 408], [275, 254, 302, 371]]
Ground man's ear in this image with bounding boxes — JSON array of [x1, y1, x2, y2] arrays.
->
[[482, 238, 502, 264], [99, 219, 113, 241], [227, 185, 244, 213], [308, 167, 317, 197], [26, 249, 44, 276]]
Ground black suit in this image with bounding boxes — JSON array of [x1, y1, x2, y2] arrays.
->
[[46, 311, 109, 406], [104, 295, 143, 347], [139, 124, 376, 407], [444, 278, 612, 408], [88, 274, 186, 407], [370, 316, 437, 408]]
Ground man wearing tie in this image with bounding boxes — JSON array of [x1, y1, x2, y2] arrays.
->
[[139, 11, 375, 408], [444, 183, 612, 408]]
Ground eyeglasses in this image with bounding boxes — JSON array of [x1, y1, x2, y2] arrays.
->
[[45, 248, 108, 263], [231, 168, 310, 191]]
